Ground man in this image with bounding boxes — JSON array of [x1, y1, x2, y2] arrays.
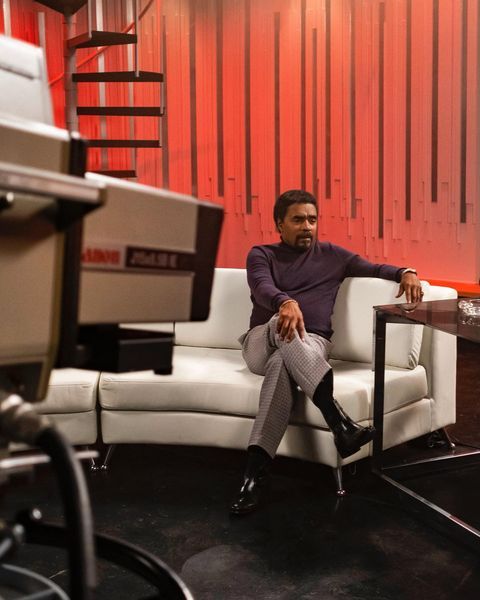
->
[[230, 189, 423, 515]]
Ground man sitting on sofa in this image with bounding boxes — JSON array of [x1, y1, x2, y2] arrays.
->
[[230, 189, 423, 515]]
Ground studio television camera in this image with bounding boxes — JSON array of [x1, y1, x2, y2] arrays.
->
[[0, 34, 223, 599]]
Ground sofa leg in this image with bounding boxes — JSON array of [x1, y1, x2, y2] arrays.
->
[[100, 444, 116, 471], [440, 428, 456, 450], [332, 466, 346, 497], [89, 443, 117, 472], [426, 428, 456, 450], [86, 445, 99, 472]]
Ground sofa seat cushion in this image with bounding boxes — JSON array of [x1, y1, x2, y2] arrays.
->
[[99, 347, 264, 417], [99, 347, 428, 429], [291, 360, 428, 428], [330, 359, 428, 415], [35, 369, 99, 415]]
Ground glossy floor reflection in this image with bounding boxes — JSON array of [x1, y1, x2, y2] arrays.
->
[[1, 338, 479, 599]]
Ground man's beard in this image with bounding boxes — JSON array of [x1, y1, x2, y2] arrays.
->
[[295, 235, 313, 251]]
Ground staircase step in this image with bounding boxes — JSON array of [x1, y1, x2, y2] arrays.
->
[[88, 139, 161, 148], [78, 106, 163, 117], [35, 0, 87, 15], [92, 170, 137, 179], [73, 71, 164, 83], [68, 31, 137, 49]]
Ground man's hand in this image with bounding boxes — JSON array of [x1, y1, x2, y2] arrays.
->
[[277, 300, 306, 342], [396, 271, 424, 303]]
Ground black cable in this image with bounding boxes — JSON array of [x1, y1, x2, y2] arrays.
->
[[0, 394, 97, 598], [35, 427, 96, 600]]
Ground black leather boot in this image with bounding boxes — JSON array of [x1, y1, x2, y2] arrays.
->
[[230, 445, 272, 515], [312, 370, 376, 459]]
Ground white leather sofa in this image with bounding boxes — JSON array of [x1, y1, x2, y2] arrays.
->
[[91, 268, 457, 492], [35, 369, 100, 446]]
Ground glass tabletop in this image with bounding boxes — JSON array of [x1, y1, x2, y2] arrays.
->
[[374, 298, 480, 344]]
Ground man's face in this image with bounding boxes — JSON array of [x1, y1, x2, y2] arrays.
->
[[277, 202, 318, 250]]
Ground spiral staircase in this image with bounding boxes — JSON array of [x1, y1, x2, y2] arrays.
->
[[36, 0, 164, 179]]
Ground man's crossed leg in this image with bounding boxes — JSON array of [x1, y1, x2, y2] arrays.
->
[[230, 316, 375, 515]]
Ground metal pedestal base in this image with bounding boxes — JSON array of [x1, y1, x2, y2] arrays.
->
[[0, 563, 69, 599]]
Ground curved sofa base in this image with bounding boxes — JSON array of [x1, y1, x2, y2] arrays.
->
[[101, 399, 438, 469]]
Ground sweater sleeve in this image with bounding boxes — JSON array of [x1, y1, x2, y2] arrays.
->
[[246, 247, 291, 311], [335, 245, 404, 282]]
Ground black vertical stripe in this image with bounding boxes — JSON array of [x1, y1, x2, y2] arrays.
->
[[189, 1, 198, 197], [379, 2, 385, 239], [350, 0, 356, 217], [274, 12, 280, 199], [216, 0, 224, 197], [460, 0, 468, 223], [162, 15, 169, 189], [325, 0, 331, 198], [312, 27, 318, 201], [431, 0, 439, 202], [301, 0, 306, 189], [245, 0, 252, 213], [405, 0, 412, 220]]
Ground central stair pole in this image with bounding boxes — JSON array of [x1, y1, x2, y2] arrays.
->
[[64, 8, 78, 132]]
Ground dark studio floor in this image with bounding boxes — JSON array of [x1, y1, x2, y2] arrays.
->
[[1, 338, 480, 599]]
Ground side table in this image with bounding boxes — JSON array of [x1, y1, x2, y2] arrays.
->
[[373, 298, 480, 552]]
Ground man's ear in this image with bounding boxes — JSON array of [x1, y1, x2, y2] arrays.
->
[[276, 219, 283, 233]]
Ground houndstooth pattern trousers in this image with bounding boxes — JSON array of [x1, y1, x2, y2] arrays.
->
[[241, 315, 332, 459]]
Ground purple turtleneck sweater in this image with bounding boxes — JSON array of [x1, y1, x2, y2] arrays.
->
[[247, 240, 404, 340]]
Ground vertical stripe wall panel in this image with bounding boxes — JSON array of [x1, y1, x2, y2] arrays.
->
[[2, 0, 479, 282]]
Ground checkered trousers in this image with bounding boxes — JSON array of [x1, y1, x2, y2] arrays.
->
[[241, 315, 332, 459]]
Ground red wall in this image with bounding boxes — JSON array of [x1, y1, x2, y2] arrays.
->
[[2, 0, 479, 282]]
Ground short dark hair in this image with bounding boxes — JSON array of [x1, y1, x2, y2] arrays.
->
[[273, 189, 317, 228]]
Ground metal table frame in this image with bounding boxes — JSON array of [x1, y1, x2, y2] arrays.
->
[[372, 302, 480, 553]]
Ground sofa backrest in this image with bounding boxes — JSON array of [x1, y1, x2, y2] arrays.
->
[[330, 277, 427, 368], [175, 268, 251, 349], [175, 268, 456, 369]]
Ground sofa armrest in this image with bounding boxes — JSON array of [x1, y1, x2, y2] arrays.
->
[[419, 285, 458, 429], [428, 331, 457, 429]]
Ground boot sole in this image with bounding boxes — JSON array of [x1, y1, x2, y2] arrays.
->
[[229, 480, 270, 516], [229, 504, 257, 516], [335, 427, 376, 459]]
